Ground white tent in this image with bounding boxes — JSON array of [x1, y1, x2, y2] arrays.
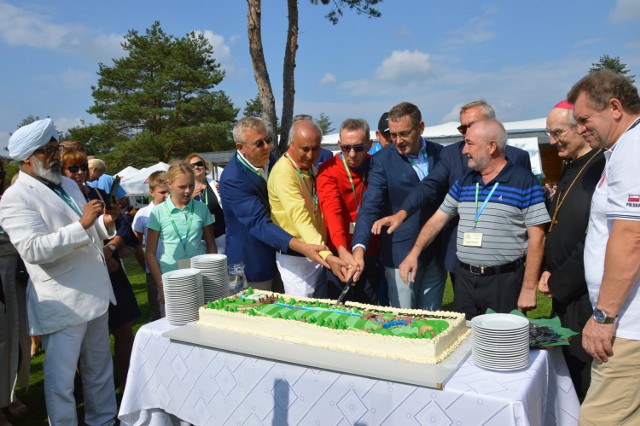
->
[[115, 165, 139, 179], [120, 161, 170, 195]]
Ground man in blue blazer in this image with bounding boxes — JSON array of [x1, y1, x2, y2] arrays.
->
[[352, 102, 447, 310], [372, 100, 531, 280], [220, 117, 329, 290]]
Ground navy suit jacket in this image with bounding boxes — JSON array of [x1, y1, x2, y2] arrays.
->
[[352, 139, 444, 268], [400, 141, 532, 272], [220, 152, 293, 282]]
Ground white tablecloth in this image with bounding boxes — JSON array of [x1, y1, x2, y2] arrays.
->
[[119, 319, 580, 426]]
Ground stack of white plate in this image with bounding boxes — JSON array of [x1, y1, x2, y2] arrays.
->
[[162, 269, 203, 326], [190, 254, 230, 303], [470, 313, 530, 371]]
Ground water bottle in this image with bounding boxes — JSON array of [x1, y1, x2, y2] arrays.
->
[[228, 262, 247, 295]]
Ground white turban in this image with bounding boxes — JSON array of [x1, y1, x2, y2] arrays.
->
[[8, 118, 59, 161]]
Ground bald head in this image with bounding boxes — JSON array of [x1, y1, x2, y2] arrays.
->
[[287, 118, 323, 170], [546, 103, 591, 161]]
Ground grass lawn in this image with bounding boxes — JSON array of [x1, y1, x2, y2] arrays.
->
[[6, 258, 552, 425]]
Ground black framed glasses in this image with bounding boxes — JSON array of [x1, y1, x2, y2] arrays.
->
[[190, 160, 205, 168], [246, 136, 272, 149], [35, 143, 64, 157], [389, 125, 418, 140], [339, 143, 366, 153], [66, 163, 89, 173]]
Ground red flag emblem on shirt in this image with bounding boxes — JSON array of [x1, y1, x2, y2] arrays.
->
[[628, 195, 640, 203]]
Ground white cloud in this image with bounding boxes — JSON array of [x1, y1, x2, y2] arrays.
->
[[610, 0, 640, 23], [55, 116, 85, 135], [445, 16, 496, 49], [374, 50, 433, 81], [194, 29, 236, 76], [319, 73, 336, 85], [0, 2, 125, 63]]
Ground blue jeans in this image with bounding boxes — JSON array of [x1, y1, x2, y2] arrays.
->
[[386, 256, 446, 310]]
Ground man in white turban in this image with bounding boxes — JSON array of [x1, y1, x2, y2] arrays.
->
[[0, 118, 120, 425]]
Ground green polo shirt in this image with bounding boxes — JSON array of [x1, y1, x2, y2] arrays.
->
[[148, 197, 214, 273]]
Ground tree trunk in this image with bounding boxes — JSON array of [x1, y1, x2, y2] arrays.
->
[[280, 0, 298, 155], [246, 0, 278, 151]]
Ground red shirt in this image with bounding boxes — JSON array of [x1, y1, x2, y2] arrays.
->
[[317, 154, 379, 256]]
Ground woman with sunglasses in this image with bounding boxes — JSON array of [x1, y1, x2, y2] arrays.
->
[[61, 149, 141, 391], [186, 153, 226, 252]]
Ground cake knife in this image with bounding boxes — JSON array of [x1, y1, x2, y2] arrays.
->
[[335, 277, 354, 305]]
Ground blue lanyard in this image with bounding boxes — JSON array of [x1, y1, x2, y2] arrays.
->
[[474, 182, 499, 226]]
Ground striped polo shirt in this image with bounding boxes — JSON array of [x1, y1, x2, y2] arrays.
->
[[440, 162, 549, 266]]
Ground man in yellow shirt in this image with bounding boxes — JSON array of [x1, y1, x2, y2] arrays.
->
[[268, 117, 348, 296]]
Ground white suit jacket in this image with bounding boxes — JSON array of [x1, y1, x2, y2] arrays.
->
[[0, 172, 116, 335]]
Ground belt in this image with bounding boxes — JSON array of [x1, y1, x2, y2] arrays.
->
[[458, 257, 525, 276]]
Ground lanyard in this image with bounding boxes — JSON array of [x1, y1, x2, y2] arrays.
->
[[340, 154, 367, 211], [195, 183, 208, 205], [163, 199, 195, 254], [406, 145, 429, 179], [285, 151, 318, 211], [474, 182, 500, 226], [56, 187, 82, 216], [238, 153, 266, 180]]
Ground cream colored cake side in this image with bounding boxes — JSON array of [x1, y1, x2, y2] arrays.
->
[[197, 291, 470, 364]]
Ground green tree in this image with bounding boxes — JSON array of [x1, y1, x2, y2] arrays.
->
[[247, 0, 382, 154], [590, 54, 635, 82], [86, 21, 238, 169], [317, 113, 335, 135], [16, 115, 41, 129], [243, 95, 263, 118]]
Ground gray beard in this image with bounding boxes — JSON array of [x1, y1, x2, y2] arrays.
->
[[31, 156, 62, 186]]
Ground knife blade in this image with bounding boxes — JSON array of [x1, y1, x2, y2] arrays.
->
[[335, 277, 353, 305]]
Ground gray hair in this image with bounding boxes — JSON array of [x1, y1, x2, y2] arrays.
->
[[232, 117, 270, 144], [340, 118, 370, 137], [287, 116, 323, 146], [473, 118, 507, 151], [459, 99, 496, 119]]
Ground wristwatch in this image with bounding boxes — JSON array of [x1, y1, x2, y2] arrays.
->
[[107, 244, 118, 252], [593, 307, 617, 324]]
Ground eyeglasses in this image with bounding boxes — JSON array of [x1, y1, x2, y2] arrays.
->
[[190, 160, 205, 168], [545, 128, 572, 141], [339, 143, 366, 153], [389, 125, 418, 140], [66, 163, 89, 173], [35, 143, 64, 157], [245, 136, 272, 149], [457, 121, 478, 135]]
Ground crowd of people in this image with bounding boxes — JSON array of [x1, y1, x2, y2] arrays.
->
[[0, 69, 639, 425]]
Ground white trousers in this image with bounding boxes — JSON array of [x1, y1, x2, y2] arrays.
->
[[40, 311, 117, 426], [276, 253, 326, 298]]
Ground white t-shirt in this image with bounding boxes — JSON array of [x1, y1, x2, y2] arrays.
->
[[132, 202, 164, 273], [584, 118, 640, 340]]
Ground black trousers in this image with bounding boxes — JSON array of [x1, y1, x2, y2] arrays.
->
[[453, 261, 525, 320]]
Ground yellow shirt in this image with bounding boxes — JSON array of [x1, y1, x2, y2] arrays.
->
[[268, 155, 331, 260]]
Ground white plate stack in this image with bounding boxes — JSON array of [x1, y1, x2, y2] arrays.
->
[[190, 254, 230, 303], [162, 269, 203, 326], [470, 313, 530, 371]]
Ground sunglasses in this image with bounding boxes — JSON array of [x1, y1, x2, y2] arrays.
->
[[190, 160, 205, 168], [457, 120, 478, 135], [339, 143, 366, 153], [66, 163, 89, 173], [246, 136, 272, 149]]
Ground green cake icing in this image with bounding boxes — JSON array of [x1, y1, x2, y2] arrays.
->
[[206, 287, 450, 339]]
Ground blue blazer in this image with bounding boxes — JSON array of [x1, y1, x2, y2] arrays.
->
[[400, 140, 532, 272], [352, 139, 444, 268], [220, 153, 293, 282]]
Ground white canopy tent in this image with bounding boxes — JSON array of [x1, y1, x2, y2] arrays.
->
[[120, 162, 170, 195]]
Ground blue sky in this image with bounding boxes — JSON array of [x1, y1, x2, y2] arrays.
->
[[1, 0, 639, 154]]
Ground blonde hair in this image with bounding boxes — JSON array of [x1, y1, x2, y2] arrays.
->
[[185, 152, 211, 173], [88, 158, 106, 172], [166, 160, 195, 184], [147, 170, 167, 190]]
